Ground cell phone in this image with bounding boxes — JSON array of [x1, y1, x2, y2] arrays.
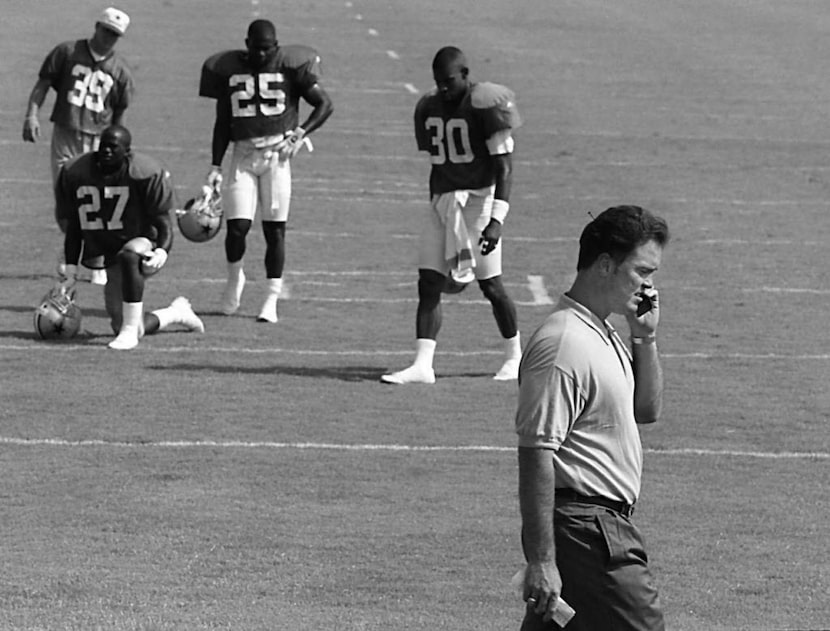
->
[[636, 293, 653, 316]]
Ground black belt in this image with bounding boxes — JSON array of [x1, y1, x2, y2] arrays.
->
[[555, 489, 635, 518]]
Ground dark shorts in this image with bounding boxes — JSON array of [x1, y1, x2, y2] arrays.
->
[[521, 502, 664, 631]]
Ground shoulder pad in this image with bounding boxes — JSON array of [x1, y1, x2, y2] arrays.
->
[[471, 82, 522, 131], [127, 153, 166, 178], [202, 50, 244, 74], [276, 44, 322, 69], [471, 82, 516, 110]]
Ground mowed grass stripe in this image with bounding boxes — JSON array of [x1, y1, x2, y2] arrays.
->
[[0, 436, 826, 459]]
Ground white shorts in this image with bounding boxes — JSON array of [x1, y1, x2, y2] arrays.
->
[[51, 125, 99, 183], [418, 187, 502, 280], [224, 139, 292, 222]]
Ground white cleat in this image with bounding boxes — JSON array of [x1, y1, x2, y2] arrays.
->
[[90, 269, 108, 286], [170, 296, 205, 333], [380, 365, 436, 385], [108, 325, 141, 350], [220, 270, 246, 315], [256, 294, 279, 323], [493, 358, 520, 381]]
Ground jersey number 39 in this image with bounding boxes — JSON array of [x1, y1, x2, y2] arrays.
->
[[68, 64, 114, 113]]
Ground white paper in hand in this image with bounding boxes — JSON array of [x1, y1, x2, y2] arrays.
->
[[511, 566, 576, 628]]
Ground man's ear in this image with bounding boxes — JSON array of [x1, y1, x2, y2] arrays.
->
[[596, 252, 614, 277]]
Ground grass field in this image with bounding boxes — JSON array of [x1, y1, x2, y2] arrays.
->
[[1, 0, 829, 629]]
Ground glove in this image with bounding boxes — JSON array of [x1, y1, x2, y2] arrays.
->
[[142, 248, 168, 273], [479, 218, 503, 255], [206, 166, 223, 193], [57, 264, 78, 293], [278, 127, 306, 161]]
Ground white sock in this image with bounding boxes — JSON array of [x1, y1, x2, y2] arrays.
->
[[121, 301, 143, 332], [504, 332, 522, 361], [267, 278, 283, 296], [152, 305, 174, 330], [228, 260, 244, 281], [414, 338, 437, 370]]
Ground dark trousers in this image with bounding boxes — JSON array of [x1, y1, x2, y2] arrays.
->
[[520, 502, 664, 631]]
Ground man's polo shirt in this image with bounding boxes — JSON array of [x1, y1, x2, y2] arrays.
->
[[515, 294, 642, 504]]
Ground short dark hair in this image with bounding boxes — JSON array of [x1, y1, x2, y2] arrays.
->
[[576, 205, 670, 270], [100, 124, 132, 151], [432, 46, 467, 72], [247, 19, 276, 41]]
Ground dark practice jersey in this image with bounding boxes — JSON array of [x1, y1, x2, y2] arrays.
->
[[199, 45, 323, 141], [39, 39, 134, 135], [414, 82, 522, 195], [56, 152, 175, 266]]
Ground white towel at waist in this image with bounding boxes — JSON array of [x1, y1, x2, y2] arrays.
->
[[432, 191, 475, 284]]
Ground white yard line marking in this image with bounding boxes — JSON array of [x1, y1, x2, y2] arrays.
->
[[0, 436, 825, 460], [527, 275, 554, 305], [2, 344, 830, 361]]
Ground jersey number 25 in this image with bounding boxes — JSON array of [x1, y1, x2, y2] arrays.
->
[[230, 73, 286, 117]]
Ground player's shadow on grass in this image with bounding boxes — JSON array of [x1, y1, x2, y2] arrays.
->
[[151, 363, 382, 382]]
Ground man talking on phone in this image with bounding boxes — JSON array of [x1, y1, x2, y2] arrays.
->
[[515, 205, 669, 630]]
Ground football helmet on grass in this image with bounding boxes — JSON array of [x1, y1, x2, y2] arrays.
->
[[34, 286, 82, 340]]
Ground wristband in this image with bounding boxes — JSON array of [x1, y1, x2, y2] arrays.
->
[[631, 334, 656, 345], [491, 199, 510, 223]]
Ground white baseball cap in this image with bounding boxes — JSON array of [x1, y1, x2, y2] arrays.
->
[[98, 7, 130, 35]]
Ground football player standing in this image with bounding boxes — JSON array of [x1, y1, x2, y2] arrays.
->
[[55, 125, 205, 350], [381, 46, 523, 384], [199, 19, 334, 323], [22, 7, 136, 287]]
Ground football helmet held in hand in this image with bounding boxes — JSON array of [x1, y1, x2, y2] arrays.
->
[[34, 286, 82, 340], [177, 186, 223, 243]]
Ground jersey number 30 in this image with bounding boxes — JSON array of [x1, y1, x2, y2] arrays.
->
[[425, 117, 474, 165], [230, 73, 287, 117]]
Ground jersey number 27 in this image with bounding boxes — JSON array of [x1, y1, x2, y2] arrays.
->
[[76, 186, 129, 230]]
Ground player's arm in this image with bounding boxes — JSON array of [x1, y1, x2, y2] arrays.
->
[[111, 105, 127, 126], [280, 84, 334, 159], [298, 83, 334, 135], [56, 172, 83, 282], [211, 98, 232, 168], [205, 98, 232, 191], [150, 211, 174, 253], [480, 143, 514, 255], [22, 77, 52, 142]]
